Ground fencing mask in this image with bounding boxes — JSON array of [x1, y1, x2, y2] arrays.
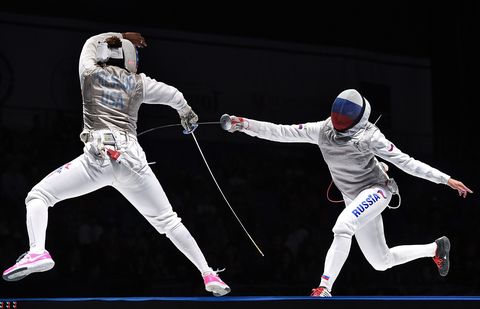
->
[[331, 89, 370, 132]]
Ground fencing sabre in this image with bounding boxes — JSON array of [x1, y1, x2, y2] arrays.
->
[[137, 122, 220, 137], [138, 121, 265, 257]]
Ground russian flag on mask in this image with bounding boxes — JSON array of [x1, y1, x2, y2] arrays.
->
[[331, 89, 364, 131], [322, 275, 330, 280]]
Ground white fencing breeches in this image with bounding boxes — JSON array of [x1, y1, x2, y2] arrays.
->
[[24, 136, 212, 274], [320, 185, 436, 291]]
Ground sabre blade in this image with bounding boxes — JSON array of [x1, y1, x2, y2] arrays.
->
[[191, 132, 264, 257], [138, 121, 220, 137]]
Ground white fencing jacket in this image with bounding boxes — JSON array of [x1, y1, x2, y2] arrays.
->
[[241, 110, 450, 200], [79, 32, 189, 136]]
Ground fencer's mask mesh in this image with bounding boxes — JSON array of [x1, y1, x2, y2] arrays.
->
[[96, 39, 138, 73], [331, 89, 367, 132]]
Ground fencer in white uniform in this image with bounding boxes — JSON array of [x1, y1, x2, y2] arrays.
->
[[221, 89, 472, 296], [3, 32, 230, 297]]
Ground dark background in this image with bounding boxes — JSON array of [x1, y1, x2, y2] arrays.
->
[[1, 1, 479, 298]]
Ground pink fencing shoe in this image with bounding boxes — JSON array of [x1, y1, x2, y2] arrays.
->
[[3, 250, 55, 281], [203, 269, 231, 296]]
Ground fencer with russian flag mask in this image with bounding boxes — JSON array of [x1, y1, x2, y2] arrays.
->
[[221, 89, 472, 296], [2, 32, 230, 297]]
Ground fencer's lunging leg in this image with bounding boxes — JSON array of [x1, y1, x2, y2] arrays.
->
[[321, 234, 351, 291], [166, 222, 213, 274], [3, 154, 111, 281], [113, 149, 230, 296], [319, 186, 391, 291], [355, 216, 436, 271], [115, 166, 212, 274], [24, 154, 111, 252]]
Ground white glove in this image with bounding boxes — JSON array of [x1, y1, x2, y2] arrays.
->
[[220, 114, 248, 132], [178, 105, 198, 133]]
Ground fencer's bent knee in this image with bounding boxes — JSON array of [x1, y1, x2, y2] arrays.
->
[[25, 187, 55, 208], [368, 253, 394, 271], [371, 262, 389, 271], [332, 218, 356, 238]]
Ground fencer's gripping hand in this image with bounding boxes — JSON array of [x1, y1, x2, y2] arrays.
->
[[178, 105, 199, 134], [220, 114, 249, 133], [122, 32, 147, 48], [447, 178, 473, 198]]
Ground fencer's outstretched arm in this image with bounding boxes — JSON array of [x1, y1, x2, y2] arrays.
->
[[142, 77, 198, 131], [142, 76, 189, 110], [224, 115, 323, 145], [369, 128, 473, 198]]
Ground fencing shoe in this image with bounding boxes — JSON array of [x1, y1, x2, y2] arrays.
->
[[203, 269, 231, 296], [3, 250, 55, 281], [433, 236, 450, 276], [311, 286, 332, 297]]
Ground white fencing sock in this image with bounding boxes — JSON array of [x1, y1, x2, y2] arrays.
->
[[166, 223, 212, 275], [26, 199, 49, 253], [390, 242, 437, 265], [320, 235, 352, 291]]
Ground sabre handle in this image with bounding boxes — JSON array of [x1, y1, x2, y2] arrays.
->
[[220, 114, 248, 132], [182, 123, 199, 135], [220, 114, 232, 131]]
